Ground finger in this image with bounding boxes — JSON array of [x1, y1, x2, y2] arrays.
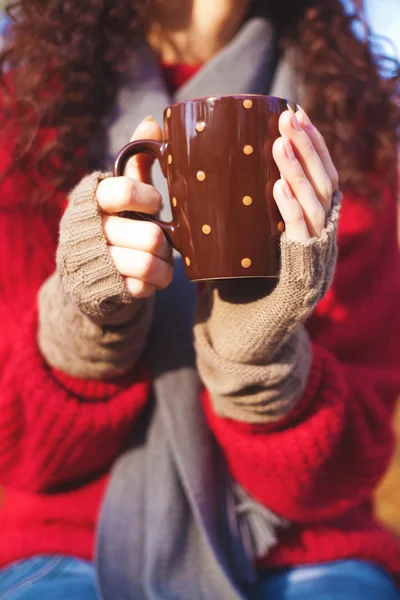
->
[[278, 110, 333, 214], [125, 116, 163, 184], [296, 108, 339, 191], [97, 176, 162, 215], [272, 136, 326, 238], [109, 245, 174, 289], [125, 278, 158, 299], [273, 178, 310, 242], [102, 215, 171, 261]]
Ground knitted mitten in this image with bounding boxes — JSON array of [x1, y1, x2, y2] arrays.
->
[[38, 172, 154, 379], [194, 191, 341, 423]]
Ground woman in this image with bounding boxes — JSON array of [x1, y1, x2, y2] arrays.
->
[[0, 0, 399, 598]]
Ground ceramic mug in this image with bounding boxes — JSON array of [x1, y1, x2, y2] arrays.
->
[[114, 94, 297, 282]]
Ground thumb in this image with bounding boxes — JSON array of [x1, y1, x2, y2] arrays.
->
[[125, 116, 163, 184]]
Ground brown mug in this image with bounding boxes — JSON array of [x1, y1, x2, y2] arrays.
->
[[114, 94, 297, 282]]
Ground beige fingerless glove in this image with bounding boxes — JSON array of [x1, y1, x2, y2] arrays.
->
[[194, 191, 341, 424], [38, 172, 154, 379]]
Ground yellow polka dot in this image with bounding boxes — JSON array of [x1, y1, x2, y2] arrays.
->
[[241, 258, 252, 269], [242, 195, 253, 206], [166, 107, 171, 118], [172, 197, 177, 207], [197, 171, 206, 181], [243, 145, 253, 155], [185, 257, 191, 267], [196, 121, 206, 132], [168, 155, 173, 165], [202, 224, 211, 235], [278, 221, 285, 232], [243, 99, 253, 109]]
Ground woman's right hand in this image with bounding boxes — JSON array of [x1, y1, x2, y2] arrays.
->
[[96, 116, 173, 299]]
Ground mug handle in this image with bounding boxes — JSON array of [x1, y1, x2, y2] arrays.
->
[[114, 139, 179, 250]]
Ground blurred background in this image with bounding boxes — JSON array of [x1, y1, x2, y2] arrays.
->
[[364, 0, 399, 61], [0, 1, 397, 58], [0, 0, 398, 58], [0, 0, 398, 535]]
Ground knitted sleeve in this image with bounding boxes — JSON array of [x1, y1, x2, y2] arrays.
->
[[194, 192, 341, 423], [0, 106, 152, 493], [201, 186, 400, 523], [0, 308, 151, 492], [38, 172, 154, 379]]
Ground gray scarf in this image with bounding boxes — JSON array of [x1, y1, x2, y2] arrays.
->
[[96, 16, 300, 600]]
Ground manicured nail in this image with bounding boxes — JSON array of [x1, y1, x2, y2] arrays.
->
[[136, 117, 154, 131], [283, 136, 295, 160], [299, 110, 314, 132], [281, 176, 293, 198], [290, 113, 302, 132]]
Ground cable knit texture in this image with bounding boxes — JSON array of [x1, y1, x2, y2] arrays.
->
[[57, 171, 135, 320], [38, 273, 154, 379], [38, 172, 154, 378], [194, 192, 341, 423]]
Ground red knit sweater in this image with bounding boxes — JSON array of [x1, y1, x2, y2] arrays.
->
[[1, 69, 400, 582]]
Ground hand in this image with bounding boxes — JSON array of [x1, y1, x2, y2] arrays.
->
[[96, 117, 173, 299], [272, 108, 339, 242]]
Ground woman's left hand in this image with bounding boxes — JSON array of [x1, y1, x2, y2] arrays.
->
[[272, 108, 339, 242]]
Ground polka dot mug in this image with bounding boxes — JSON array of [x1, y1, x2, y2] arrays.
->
[[114, 94, 297, 281]]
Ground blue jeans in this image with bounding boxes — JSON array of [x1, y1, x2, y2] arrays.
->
[[0, 556, 399, 599], [0, 557, 98, 600], [245, 560, 400, 599]]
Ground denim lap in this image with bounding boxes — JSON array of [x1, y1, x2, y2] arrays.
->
[[245, 560, 400, 600], [1, 556, 399, 599], [0, 557, 98, 600]]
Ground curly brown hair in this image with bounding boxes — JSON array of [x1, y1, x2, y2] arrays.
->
[[0, 0, 399, 199]]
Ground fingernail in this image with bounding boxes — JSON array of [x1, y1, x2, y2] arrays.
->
[[134, 117, 152, 133], [290, 113, 302, 132], [283, 136, 295, 160], [281, 176, 293, 198], [299, 110, 314, 132], [143, 115, 155, 122]]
